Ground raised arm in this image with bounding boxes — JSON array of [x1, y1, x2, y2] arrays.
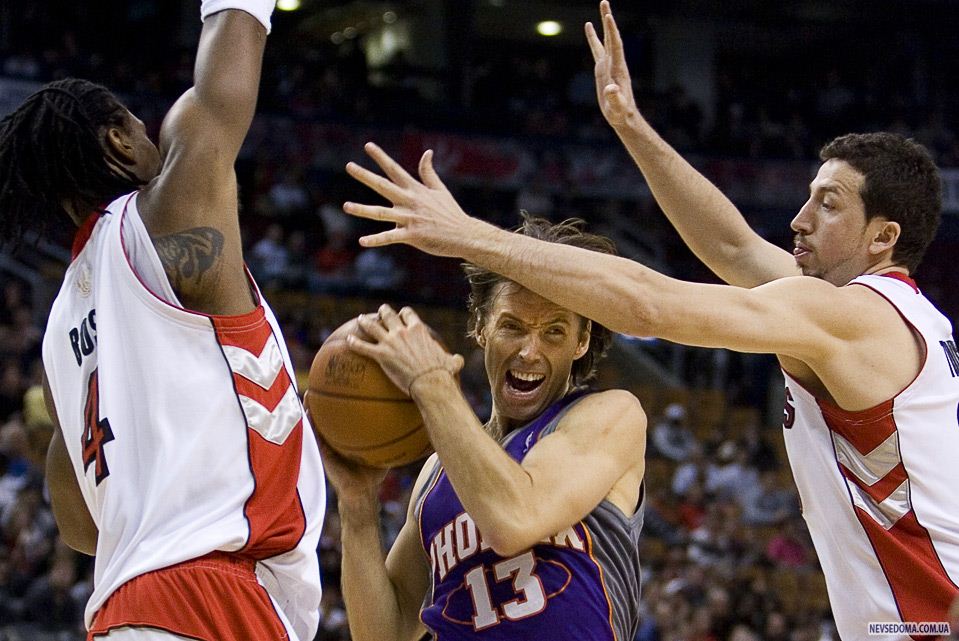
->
[[138, 1, 275, 313], [586, 1, 796, 287]]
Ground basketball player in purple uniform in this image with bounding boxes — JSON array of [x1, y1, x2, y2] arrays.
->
[[316, 216, 646, 641]]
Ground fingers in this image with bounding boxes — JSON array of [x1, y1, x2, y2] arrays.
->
[[377, 304, 404, 330], [343, 201, 403, 224], [604, 84, 627, 108], [353, 312, 386, 343], [398, 306, 422, 328], [418, 150, 445, 190], [603, 6, 625, 61], [301, 390, 314, 422], [364, 142, 418, 187], [450, 353, 465, 375], [358, 228, 408, 248], [585, 21, 604, 63], [346, 161, 406, 204]]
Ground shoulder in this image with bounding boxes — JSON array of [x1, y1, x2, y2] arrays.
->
[[406, 453, 442, 519], [755, 275, 895, 339], [412, 453, 442, 494], [558, 389, 647, 436]]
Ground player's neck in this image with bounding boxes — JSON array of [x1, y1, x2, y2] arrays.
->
[[61, 198, 96, 228]]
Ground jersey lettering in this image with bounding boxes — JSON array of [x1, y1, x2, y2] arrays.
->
[[81, 369, 114, 485], [69, 309, 98, 366], [783, 387, 796, 429], [941, 340, 959, 378]]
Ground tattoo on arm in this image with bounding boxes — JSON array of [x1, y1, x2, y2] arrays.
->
[[152, 227, 225, 293]]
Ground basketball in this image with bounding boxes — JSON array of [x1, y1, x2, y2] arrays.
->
[[306, 318, 432, 468]]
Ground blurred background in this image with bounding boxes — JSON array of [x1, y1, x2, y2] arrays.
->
[[1, 0, 958, 639]]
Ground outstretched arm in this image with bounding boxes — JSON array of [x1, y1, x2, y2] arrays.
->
[[586, 1, 796, 287], [343, 147, 899, 409], [139, 1, 275, 313]]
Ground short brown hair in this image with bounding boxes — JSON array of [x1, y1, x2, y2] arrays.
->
[[463, 214, 616, 385], [819, 132, 941, 272]]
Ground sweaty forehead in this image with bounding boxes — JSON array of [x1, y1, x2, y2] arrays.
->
[[810, 159, 865, 197], [489, 282, 580, 324]]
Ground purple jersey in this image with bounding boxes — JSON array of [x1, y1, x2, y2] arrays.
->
[[416, 391, 644, 640]]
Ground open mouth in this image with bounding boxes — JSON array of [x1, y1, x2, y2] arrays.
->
[[506, 370, 546, 394]]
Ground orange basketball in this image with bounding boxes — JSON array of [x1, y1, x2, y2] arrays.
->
[[307, 318, 432, 468]]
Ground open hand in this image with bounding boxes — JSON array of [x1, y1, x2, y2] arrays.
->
[[347, 304, 465, 396], [343, 143, 496, 257], [585, 1, 639, 129]]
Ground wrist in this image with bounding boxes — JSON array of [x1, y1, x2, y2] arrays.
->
[[409, 368, 457, 402], [337, 493, 381, 525], [613, 110, 649, 136]]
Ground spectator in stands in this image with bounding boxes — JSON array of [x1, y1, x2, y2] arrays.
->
[[267, 169, 311, 217], [250, 222, 289, 289], [740, 470, 796, 526], [651, 401, 699, 461], [705, 440, 759, 500], [352, 246, 405, 293]]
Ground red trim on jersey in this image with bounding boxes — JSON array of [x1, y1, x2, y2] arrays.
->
[[211, 314, 307, 560], [821, 404, 959, 627], [879, 271, 919, 293], [72, 211, 103, 259], [806, 276, 928, 423], [855, 509, 959, 630], [234, 367, 295, 411], [87, 551, 289, 641], [819, 398, 896, 454], [840, 462, 908, 504]]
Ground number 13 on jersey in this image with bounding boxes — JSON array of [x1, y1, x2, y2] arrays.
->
[[464, 551, 547, 631]]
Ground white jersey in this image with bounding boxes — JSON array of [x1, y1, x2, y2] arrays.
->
[[42, 193, 325, 641], [782, 273, 959, 640]]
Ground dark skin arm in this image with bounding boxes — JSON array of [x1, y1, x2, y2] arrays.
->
[[138, 10, 267, 315], [43, 372, 97, 556]]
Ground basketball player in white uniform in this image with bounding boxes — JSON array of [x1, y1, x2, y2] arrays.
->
[[0, 2, 324, 640], [338, 3, 959, 637]]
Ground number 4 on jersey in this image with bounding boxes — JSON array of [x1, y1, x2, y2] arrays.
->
[[82, 369, 114, 485]]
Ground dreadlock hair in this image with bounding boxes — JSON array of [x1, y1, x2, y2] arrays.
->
[[0, 78, 143, 247], [463, 214, 617, 386]]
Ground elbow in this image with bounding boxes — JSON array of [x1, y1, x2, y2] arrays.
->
[[612, 290, 663, 338], [601, 268, 664, 338], [480, 516, 540, 558]]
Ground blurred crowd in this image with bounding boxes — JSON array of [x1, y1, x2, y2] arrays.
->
[[2, 6, 958, 640], [2, 7, 959, 166]]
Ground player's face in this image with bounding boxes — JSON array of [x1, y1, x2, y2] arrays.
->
[[790, 159, 875, 286], [478, 283, 589, 427]]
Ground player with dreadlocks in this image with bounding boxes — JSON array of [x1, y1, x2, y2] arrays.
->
[[0, 79, 152, 245], [0, 3, 326, 641]]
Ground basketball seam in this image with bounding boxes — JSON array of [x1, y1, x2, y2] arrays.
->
[[309, 389, 414, 404], [324, 421, 426, 451]]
